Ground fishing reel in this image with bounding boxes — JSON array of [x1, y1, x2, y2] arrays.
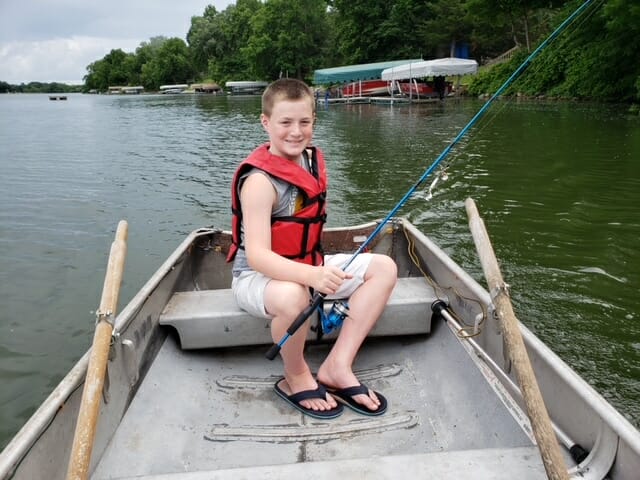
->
[[318, 300, 350, 335]]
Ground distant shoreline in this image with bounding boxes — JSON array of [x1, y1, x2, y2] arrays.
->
[[0, 80, 83, 94]]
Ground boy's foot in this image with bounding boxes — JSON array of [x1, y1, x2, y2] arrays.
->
[[274, 378, 343, 419], [317, 366, 383, 413], [320, 383, 387, 416]]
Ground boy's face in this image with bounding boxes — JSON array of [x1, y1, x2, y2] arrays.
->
[[261, 97, 314, 161]]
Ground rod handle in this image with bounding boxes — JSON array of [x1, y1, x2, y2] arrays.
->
[[264, 293, 325, 361], [265, 343, 281, 360]]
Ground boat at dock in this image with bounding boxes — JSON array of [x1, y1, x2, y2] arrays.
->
[[381, 57, 479, 82], [382, 57, 478, 99], [107, 86, 144, 95], [398, 80, 436, 97], [159, 84, 189, 94], [340, 79, 390, 97], [313, 59, 421, 101], [191, 83, 222, 94], [1, 218, 639, 479], [225, 81, 269, 95]]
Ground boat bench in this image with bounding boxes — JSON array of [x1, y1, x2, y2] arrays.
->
[[159, 276, 436, 350]]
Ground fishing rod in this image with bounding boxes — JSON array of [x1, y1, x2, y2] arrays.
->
[[265, 0, 596, 360]]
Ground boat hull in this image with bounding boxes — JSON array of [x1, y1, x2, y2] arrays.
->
[[399, 82, 435, 97], [1, 220, 639, 479], [341, 80, 390, 97]]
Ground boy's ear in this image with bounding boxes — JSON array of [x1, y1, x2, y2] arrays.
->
[[260, 113, 269, 130]]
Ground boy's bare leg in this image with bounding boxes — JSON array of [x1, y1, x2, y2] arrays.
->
[[265, 280, 338, 412], [317, 255, 397, 410]]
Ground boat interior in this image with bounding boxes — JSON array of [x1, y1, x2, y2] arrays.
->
[[93, 319, 545, 479], [93, 221, 552, 479]]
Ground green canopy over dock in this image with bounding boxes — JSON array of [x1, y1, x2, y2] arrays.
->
[[313, 59, 422, 85]]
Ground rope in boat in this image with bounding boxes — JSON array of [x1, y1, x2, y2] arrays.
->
[[402, 222, 488, 339]]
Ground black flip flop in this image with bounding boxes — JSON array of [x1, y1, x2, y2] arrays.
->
[[274, 378, 344, 420], [323, 384, 388, 416]]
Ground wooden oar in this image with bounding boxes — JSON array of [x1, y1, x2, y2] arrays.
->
[[464, 198, 568, 480], [66, 220, 128, 480]]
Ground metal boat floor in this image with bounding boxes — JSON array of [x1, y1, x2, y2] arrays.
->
[[93, 320, 542, 479]]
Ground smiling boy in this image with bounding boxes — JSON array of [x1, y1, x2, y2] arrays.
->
[[227, 78, 397, 419]]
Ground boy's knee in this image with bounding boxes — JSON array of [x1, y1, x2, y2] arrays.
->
[[275, 282, 310, 317], [374, 254, 398, 279]]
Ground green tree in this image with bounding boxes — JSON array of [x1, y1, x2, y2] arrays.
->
[[466, 0, 518, 59], [140, 38, 195, 89], [420, 0, 472, 58], [468, 0, 640, 102], [188, 0, 262, 83], [84, 49, 134, 91], [330, 0, 395, 64], [379, 0, 433, 60], [514, 0, 640, 101], [466, 0, 563, 53], [602, 0, 640, 100], [187, 5, 222, 74], [244, 0, 330, 80], [130, 37, 168, 85]]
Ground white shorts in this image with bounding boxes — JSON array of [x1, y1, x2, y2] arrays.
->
[[231, 253, 373, 319]]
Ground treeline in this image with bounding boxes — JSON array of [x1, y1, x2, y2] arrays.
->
[[84, 37, 195, 92], [81, 0, 638, 102], [0, 81, 83, 94]]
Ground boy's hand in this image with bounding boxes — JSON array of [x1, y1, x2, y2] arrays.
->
[[311, 265, 353, 295]]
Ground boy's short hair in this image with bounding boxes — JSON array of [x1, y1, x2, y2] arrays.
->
[[262, 78, 315, 116]]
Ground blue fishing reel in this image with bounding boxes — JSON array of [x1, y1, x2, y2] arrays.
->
[[319, 301, 350, 334]]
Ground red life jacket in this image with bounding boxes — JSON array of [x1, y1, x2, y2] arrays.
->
[[227, 143, 327, 266]]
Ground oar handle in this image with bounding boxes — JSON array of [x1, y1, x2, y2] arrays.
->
[[465, 199, 568, 480], [265, 293, 324, 360], [66, 220, 128, 480]]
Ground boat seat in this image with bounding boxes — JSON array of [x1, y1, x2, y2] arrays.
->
[[159, 276, 436, 349]]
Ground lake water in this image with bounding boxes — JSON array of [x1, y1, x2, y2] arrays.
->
[[1, 93, 639, 450]]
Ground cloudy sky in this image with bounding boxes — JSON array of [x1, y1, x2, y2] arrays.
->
[[0, 0, 234, 84]]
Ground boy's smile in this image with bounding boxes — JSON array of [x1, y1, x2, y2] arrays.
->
[[261, 98, 314, 161]]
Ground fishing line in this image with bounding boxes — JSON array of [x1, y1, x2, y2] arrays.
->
[[432, 0, 604, 187], [447, 0, 604, 159], [266, 0, 598, 360], [341, 0, 598, 265]]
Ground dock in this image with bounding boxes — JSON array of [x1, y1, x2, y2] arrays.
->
[[319, 95, 451, 106]]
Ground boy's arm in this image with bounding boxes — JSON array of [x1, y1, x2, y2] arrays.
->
[[240, 173, 348, 294]]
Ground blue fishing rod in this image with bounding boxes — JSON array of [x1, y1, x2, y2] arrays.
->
[[266, 0, 596, 360]]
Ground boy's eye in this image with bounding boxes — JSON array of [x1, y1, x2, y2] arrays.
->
[[278, 119, 311, 127]]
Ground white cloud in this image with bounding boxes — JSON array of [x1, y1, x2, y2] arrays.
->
[[0, 36, 141, 84], [0, 0, 234, 84]]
